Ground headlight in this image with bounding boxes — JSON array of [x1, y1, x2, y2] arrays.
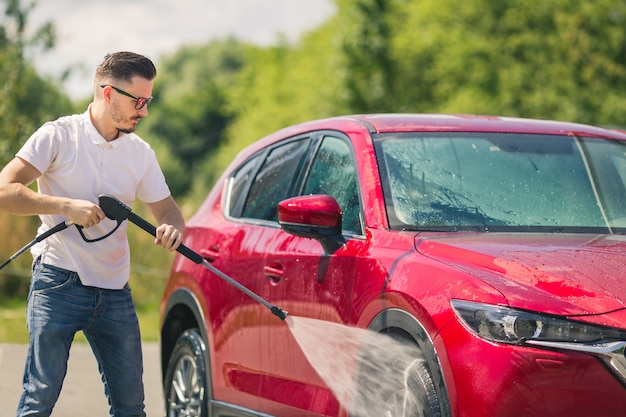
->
[[451, 300, 626, 345]]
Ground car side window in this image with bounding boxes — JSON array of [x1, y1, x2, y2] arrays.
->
[[227, 153, 262, 217], [303, 135, 362, 234], [241, 138, 310, 221]]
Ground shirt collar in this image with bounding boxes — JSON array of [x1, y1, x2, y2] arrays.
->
[[84, 104, 128, 147]]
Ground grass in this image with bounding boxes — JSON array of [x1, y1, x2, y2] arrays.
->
[[0, 301, 162, 344]]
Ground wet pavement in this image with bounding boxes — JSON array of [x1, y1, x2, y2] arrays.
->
[[0, 342, 164, 417]]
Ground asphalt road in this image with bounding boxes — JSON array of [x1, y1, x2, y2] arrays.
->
[[0, 342, 164, 417]]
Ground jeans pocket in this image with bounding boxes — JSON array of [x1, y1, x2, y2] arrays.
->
[[32, 263, 75, 293]]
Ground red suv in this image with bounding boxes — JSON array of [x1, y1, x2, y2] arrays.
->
[[160, 114, 626, 417]]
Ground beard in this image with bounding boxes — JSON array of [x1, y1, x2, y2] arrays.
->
[[110, 101, 142, 134], [118, 126, 135, 134]]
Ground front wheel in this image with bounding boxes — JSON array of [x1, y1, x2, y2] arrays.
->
[[351, 330, 446, 417], [163, 329, 208, 417], [382, 358, 442, 417]]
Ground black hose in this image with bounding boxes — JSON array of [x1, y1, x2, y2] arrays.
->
[[0, 220, 72, 271]]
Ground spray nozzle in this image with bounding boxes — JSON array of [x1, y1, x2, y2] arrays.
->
[[271, 305, 289, 321]]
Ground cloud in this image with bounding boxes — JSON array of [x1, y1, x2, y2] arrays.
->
[[28, 0, 335, 99]]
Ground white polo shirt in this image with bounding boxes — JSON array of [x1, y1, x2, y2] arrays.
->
[[16, 106, 171, 289]]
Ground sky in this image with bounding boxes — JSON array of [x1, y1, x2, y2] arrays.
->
[[28, 0, 336, 100]]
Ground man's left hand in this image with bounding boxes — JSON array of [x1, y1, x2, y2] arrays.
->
[[154, 224, 183, 251]]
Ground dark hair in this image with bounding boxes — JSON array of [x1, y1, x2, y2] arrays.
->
[[95, 51, 157, 84]]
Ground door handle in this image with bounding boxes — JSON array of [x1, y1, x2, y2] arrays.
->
[[264, 263, 284, 284], [199, 245, 219, 262]]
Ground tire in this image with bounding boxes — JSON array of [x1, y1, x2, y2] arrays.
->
[[164, 329, 208, 417], [381, 358, 442, 417], [351, 333, 445, 417]]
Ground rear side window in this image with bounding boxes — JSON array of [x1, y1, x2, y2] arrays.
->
[[227, 153, 262, 217], [241, 138, 310, 221]]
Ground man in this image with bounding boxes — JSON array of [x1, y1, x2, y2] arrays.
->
[[0, 51, 184, 417]]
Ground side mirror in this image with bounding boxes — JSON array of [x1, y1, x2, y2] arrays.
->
[[278, 194, 346, 254]]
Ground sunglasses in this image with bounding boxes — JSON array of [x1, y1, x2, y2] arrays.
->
[[100, 84, 153, 110]]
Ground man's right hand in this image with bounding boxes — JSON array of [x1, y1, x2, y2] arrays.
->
[[65, 199, 106, 228]]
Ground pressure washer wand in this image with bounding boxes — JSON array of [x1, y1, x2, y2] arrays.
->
[[0, 220, 72, 271], [98, 194, 288, 321]]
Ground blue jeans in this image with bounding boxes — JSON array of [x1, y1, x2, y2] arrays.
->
[[16, 260, 146, 417]]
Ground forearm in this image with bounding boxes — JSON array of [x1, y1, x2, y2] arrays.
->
[[148, 196, 185, 232], [156, 209, 186, 235], [0, 182, 104, 227], [0, 157, 68, 216], [0, 182, 72, 217]]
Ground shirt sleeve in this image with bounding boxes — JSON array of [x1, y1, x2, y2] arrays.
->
[[135, 146, 172, 204], [15, 123, 59, 175]]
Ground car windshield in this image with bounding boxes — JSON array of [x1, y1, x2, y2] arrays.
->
[[375, 132, 626, 233]]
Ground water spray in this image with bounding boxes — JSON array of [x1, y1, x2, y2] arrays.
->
[[97, 194, 288, 321]]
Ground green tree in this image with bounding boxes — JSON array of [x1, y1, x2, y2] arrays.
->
[[198, 22, 347, 201], [390, 0, 626, 124], [336, 0, 397, 112], [0, 0, 72, 167], [139, 39, 246, 197]]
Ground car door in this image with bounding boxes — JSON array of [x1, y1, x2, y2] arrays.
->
[[254, 134, 366, 416], [203, 136, 313, 410]]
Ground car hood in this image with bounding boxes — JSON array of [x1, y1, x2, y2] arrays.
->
[[416, 233, 626, 318]]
